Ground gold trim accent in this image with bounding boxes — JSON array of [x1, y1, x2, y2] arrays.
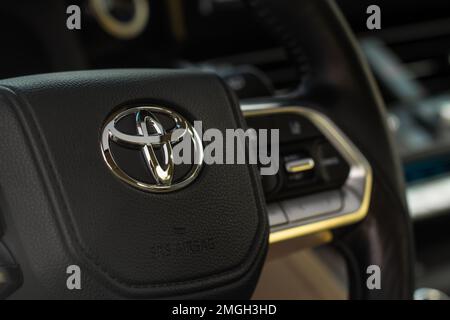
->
[[166, 0, 187, 43], [244, 106, 373, 244], [89, 0, 150, 40]]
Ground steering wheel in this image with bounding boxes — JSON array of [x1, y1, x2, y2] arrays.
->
[[0, 0, 413, 299]]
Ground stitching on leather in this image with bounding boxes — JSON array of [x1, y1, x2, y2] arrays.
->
[[0, 83, 267, 291]]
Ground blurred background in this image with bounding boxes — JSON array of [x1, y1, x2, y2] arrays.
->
[[1, 0, 450, 296]]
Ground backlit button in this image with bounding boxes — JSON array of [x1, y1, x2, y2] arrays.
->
[[316, 142, 350, 183], [281, 190, 343, 222], [285, 158, 315, 174]]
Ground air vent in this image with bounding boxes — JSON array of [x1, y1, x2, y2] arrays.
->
[[379, 18, 450, 95], [405, 154, 450, 183], [206, 47, 302, 93]]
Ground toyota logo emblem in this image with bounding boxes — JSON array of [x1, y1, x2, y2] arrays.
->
[[100, 106, 203, 192]]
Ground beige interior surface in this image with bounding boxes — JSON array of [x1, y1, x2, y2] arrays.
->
[[253, 246, 347, 300]]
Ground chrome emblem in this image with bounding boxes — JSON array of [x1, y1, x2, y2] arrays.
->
[[100, 106, 203, 192]]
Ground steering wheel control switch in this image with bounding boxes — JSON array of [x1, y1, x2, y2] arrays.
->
[[284, 157, 315, 174], [281, 190, 343, 223], [316, 142, 350, 184], [267, 203, 288, 227], [244, 106, 372, 244], [283, 153, 317, 188], [246, 108, 351, 200]]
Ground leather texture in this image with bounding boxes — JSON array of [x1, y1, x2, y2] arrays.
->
[[0, 70, 268, 299], [247, 0, 414, 299]]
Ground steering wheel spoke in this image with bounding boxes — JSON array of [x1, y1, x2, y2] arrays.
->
[[243, 102, 372, 247]]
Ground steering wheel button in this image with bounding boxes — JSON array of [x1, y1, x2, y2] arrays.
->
[[316, 142, 350, 183], [245, 114, 321, 144], [285, 158, 315, 173], [278, 115, 321, 142], [281, 190, 343, 222], [267, 203, 288, 227]]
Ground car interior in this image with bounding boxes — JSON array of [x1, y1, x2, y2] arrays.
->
[[0, 0, 450, 300]]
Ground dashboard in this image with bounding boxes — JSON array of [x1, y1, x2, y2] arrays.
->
[[0, 1, 296, 93]]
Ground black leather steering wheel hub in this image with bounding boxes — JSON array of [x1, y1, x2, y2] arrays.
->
[[0, 70, 268, 299]]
